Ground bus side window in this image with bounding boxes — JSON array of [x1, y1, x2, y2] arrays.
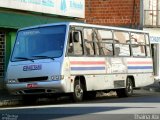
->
[[145, 34, 151, 57], [68, 33, 74, 54], [131, 33, 146, 57], [97, 29, 114, 56], [73, 32, 83, 55], [114, 31, 130, 56], [94, 30, 101, 55], [84, 29, 95, 55], [68, 31, 83, 55]]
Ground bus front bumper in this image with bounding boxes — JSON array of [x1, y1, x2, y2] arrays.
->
[[6, 80, 66, 95]]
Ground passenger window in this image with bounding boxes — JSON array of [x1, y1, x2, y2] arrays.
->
[[68, 31, 83, 55], [145, 34, 151, 57], [100, 42, 113, 55], [114, 31, 130, 44], [83, 28, 95, 55], [131, 33, 146, 57], [93, 29, 101, 55], [114, 31, 130, 56], [97, 29, 114, 56]]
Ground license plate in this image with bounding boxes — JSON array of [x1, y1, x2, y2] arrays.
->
[[27, 83, 38, 88]]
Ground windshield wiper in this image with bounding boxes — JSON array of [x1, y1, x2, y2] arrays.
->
[[14, 57, 34, 62], [32, 55, 55, 61]]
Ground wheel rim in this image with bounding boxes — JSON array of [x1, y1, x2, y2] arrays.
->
[[127, 80, 133, 94], [75, 85, 83, 98]]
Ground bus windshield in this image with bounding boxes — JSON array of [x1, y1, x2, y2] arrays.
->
[[11, 25, 66, 61]]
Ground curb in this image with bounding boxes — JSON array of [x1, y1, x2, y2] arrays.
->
[[0, 99, 21, 107], [143, 87, 160, 92], [0, 89, 21, 107]]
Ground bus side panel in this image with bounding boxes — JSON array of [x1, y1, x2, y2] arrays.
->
[[68, 57, 128, 91], [61, 57, 72, 93], [126, 58, 154, 87], [69, 57, 107, 91], [67, 57, 154, 92]]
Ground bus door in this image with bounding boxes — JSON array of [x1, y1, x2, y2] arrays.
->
[[151, 43, 160, 79]]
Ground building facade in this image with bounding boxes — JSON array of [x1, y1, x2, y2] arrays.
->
[[0, 0, 85, 89], [85, 0, 142, 29], [143, 0, 160, 82], [144, 0, 160, 41]]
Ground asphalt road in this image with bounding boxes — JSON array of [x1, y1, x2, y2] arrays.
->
[[0, 89, 160, 120]]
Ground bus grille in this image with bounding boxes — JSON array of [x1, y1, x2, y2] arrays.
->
[[18, 76, 48, 82]]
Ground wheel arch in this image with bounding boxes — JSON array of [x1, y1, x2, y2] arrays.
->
[[127, 75, 135, 88], [74, 76, 87, 91]]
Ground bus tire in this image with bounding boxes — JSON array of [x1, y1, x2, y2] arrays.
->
[[72, 80, 84, 102], [116, 77, 133, 97], [125, 77, 134, 96]]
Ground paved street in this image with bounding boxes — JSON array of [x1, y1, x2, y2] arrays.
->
[[0, 89, 160, 120]]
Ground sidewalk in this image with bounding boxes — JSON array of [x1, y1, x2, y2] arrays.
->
[[0, 89, 21, 107], [143, 80, 160, 92]]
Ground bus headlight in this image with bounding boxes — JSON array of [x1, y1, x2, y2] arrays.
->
[[7, 79, 17, 84], [51, 75, 64, 80]]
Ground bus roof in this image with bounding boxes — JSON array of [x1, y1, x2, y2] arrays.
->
[[19, 22, 148, 34]]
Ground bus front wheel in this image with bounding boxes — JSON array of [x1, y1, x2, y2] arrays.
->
[[72, 80, 84, 102]]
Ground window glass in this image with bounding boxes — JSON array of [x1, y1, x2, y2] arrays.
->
[[113, 31, 130, 56], [132, 45, 146, 56], [145, 34, 151, 57], [100, 43, 113, 55], [68, 31, 83, 55], [115, 44, 130, 56], [96, 29, 114, 56], [114, 31, 130, 44], [146, 45, 151, 57], [131, 33, 145, 45], [94, 29, 102, 55], [12, 25, 66, 61], [131, 32, 146, 57], [84, 28, 94, 55], [98, 30, 113, 40], [145, 34, 150, 44]]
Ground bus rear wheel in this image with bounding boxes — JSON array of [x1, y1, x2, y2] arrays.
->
[[72, 80, 84, 102], [116, 77, 133, 97]]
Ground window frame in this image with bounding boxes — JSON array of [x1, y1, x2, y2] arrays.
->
[[67, 27, 84, 56], [113, 30, 131, 57], [130, 32, 147, 57], [66, 25, 152, 59]]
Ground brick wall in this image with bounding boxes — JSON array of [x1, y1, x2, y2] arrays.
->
[[0, 31, 5, 88], [85, 0, 140, 28]]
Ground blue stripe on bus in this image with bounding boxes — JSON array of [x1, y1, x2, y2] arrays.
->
[[128, 66, 153, 69], [71, 67, 105, 71]]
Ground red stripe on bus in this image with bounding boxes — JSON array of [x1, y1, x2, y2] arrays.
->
[[127, 61, 152, 64], [70, 61, 105, 65]]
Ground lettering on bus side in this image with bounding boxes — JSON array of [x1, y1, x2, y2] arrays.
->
[[23, 65, 42, 71]]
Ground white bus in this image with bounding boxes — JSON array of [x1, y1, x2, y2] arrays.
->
[[5, 22, 154, 103]]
